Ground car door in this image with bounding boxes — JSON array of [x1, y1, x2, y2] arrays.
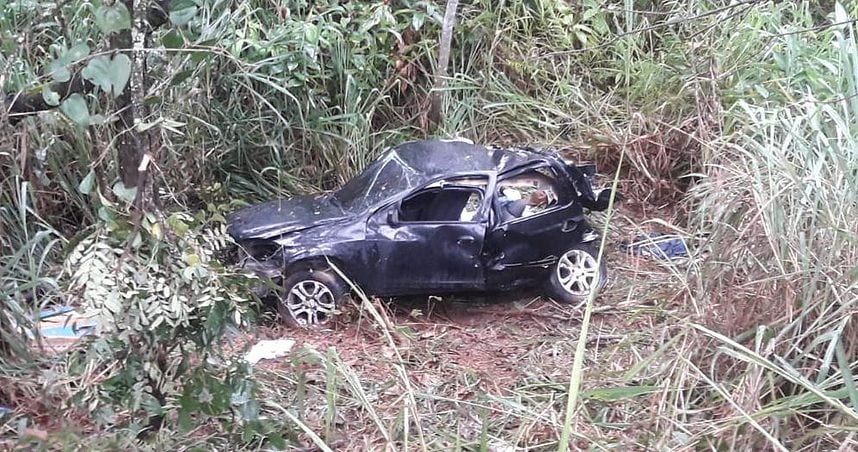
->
[[483, 164, 591, 290], [364, 175, 494, 295]]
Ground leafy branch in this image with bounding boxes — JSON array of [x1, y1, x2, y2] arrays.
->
[[4, 0, 170, 121]]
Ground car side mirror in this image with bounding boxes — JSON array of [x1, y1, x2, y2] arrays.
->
[[387, 209, 397, 225]]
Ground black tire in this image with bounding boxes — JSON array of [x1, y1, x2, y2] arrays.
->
[[546, 243, 608, 304], [278, 267, 347, 328]]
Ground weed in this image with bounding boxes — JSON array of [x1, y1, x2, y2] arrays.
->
[[2, 0, 858, 450]]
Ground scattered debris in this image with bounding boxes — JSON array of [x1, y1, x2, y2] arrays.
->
[[38, 306, 74, 319], [620, 232, 689, 261], [35, 306, 97, 352], [244, 339, 296, 365]]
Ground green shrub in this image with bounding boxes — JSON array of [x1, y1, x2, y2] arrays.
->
[[63, 203, 267, 436]]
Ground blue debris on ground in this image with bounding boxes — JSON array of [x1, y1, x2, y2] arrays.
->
[[35, 306, 97, 352], [619, 232, 689, 261], [38, 305, 75, 320]]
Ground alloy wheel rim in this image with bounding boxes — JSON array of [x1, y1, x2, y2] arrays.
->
[[556, 249, 601, 296], [284, 280, 336, 326]]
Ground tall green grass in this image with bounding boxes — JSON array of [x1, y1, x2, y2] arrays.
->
[[684, 3, 858, 446], [3, 0, 858, 449], [0, 162, 64, 360]]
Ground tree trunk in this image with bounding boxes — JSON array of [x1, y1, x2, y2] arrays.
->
[[117, 0, 162, 189], [112, 0, 139, 188], [428, 0, 460, 126]]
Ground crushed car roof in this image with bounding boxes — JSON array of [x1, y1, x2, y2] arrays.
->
[[330, 139, 557, 212], [384, 139, 550, 178], [227, 139, 605, 241]]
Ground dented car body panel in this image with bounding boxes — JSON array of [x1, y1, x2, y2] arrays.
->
[[227, 139, 615, 297], [227, 195, 349, 241]]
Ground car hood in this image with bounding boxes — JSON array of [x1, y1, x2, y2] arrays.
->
[[227, 195, 349, 240]]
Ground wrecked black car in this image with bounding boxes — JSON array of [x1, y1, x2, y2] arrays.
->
[[227, 139, 618, 327]]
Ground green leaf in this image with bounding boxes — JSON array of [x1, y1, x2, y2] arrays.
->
[[581, 385, 660, 402], [304, 23, 319, 43], [836, 340, 858, 413], [185, 253, 201, 266], [141, 393, 165, 416], [206, 300, 225, 338], [131, 232, 143, 249], [89, 114, 107, 125], [170, 0, 198, 26], [162, 30, 185, 49], [78, 170, 96, 195], [67, 43, 91, 61], [81, 56, 113, 93], [168, 213, 190, 236], [103, 292, 122, 314], [81, 54, 131, 97], [190, 50, 212, 64], [41, 86, 61, 106], [60, 94, 90, 126], [182, 267, 195, 279], [48, 42, 91, 81], [412, 13, 425, 31], [98, 206, 115, 222], [170, 70, 194, 86], [835, 2, 848, 24], [178, 390, 199, 432], [47, 60, 71, 82], [112, 181, 138, 203], [267, 432, 286, 449], [95, 3, 131, 35], [107, 53, 132, 95], [93, 406, 117, 426]]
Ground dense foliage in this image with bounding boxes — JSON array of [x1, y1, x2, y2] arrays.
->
[[2, 0, 857, 449]]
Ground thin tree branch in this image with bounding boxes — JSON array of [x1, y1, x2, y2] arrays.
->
[[541, 0, 763, 58], [771, 18, 857, 37], [428, 0, 459, 125], [5, 72, 95, 119]]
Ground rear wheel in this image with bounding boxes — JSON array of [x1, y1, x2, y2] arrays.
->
[[546, 243, 608, 304], [278, 268, 347, 328]]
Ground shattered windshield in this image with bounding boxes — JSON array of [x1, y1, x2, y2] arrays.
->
[[333, 156, 412, 211]]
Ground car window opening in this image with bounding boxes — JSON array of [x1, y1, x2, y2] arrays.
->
[[398, 187, 484, 222], [497, 167, 564, 222]]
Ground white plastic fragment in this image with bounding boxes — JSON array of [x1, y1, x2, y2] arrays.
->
[[244, 339, 296, 365]]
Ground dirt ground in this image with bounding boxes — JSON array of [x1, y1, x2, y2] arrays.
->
[[236, 205, 694, 450], [1, 204, 694, 450]]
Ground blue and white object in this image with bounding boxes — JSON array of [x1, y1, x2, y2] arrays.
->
[[620, 233, 689, 261]]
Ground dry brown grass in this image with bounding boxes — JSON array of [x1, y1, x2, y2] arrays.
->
[[225, 202, 716, 451]]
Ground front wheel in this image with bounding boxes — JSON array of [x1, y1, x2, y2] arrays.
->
[[278, 269, 347, 328], [546, 244, 608, 304]]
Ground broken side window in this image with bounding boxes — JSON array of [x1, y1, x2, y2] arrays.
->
[[496, 165, 568, 222], [397, 177, 488, 223]]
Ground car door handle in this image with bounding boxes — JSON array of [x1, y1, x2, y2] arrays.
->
[[457, 235, 476, 244]]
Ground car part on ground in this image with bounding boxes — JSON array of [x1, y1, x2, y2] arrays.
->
[[243, 339, 296, 365], [226, 139, 620, 327], [619, 233, 689, 261], [34, 306, 97, 352]]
